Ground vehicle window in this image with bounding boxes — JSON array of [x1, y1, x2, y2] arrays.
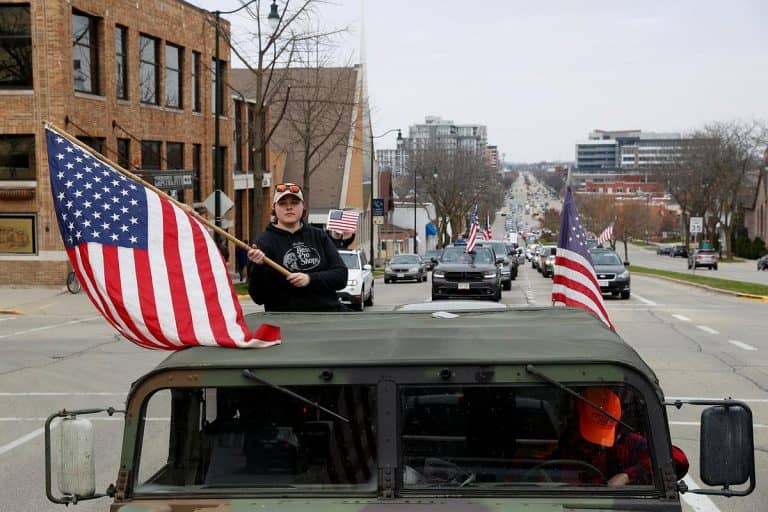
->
[[400, 384, 653, 490], [392, 255, 420, 264], [339, 252, 360, 269], [135, 385, 377, 493], [472, 249, 493, 264], [591, 252, 622, 265]]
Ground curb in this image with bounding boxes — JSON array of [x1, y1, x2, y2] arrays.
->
[[633, 272, 768, 302], [0, 309, 22, 315]]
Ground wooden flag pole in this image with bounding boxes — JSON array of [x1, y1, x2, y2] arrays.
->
[[45, 122, 290, 276]]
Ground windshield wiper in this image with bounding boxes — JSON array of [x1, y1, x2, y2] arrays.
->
[[525, 364, 635, 432], [241, 369, 349, 423]]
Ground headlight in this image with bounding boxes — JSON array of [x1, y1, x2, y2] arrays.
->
[[347, 279, 358, 286], [385, 266, 391, 272], [618, 270, 630, 279], [483, 271, 497, 278], [433, 271, 445, 278]]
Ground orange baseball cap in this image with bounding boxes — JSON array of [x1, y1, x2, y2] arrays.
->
[[577, 387, 622, 447]]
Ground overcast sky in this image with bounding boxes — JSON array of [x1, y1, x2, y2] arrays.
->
[[200, 0, 767, 162]]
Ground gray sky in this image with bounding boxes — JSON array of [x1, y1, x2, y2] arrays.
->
[[200, 0, 767, 162]]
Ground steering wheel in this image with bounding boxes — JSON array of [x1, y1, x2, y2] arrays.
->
[[522, 459, 607, 484]]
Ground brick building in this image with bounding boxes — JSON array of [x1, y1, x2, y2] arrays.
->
[[0, 0, 235, 285]]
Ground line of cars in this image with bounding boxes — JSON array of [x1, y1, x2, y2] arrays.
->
[[657, 244, 720, 270]]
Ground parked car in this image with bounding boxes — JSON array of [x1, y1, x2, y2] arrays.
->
[[384, 253, 427, 283], [671, 245, 688, 258], [336, 249, 374, 311], [590, 248, 631, 299], [758, 254, 768, 271], [476, 239, 518, 290], [431, 246, 502, 301], [657, 245, 673, 255], [424, 249, 443, 270], [688, 249, 719, 270]]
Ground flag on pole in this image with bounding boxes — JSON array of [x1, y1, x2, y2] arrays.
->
[[552, 187, 613, 330], [326, 209, 359, 233], [597, 223, 614, 246], [45, 126, 281, 350], [466, 205, 479, 252], [482, 214, 492, 240]]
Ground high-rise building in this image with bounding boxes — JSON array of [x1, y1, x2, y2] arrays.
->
[[575, 129, 682, 170], [408, 116, 488, 155]]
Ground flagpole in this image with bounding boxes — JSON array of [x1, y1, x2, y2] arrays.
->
[[46, 122, 289, 276]]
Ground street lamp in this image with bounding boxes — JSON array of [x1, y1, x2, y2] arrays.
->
[[213, 1, 279, 245], [369, 128, 402, 264], [413, 160, 417, 254]]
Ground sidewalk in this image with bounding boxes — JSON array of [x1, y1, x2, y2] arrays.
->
[[0, 285, 73, 315]]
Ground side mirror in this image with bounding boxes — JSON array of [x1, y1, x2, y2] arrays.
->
[[624, 261, 630, 267], [430, 257, 438, 264], [700, 403, 754, 489], [495, 257, 504, 265], [363, 264, 372, 271]]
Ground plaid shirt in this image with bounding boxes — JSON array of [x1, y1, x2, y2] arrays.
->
[[569, 432, 653, 485]]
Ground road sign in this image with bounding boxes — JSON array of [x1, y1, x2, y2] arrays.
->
[[372, 198, 385, 217], [203, 191, 234, 215], [373, 216, 384, 225], [689, 216, 703, 234]]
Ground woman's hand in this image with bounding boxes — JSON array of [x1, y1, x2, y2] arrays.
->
[[247, 247, 265, 265], [286, 272, 311, 288]]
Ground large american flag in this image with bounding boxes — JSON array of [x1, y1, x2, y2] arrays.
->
[[466, 205, 479, 252], [482, 213, 492, 240], [597, 223, 614, 246], [46, 126, 281, 350], [552, 187, 613, 330], [326, 209, 359, 233]]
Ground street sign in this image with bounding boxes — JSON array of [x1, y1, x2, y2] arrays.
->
[[689, 216, 703, 234], [373, 216, 384, 225], [203, 191, 234, 215], [372, 198, 385, 217]]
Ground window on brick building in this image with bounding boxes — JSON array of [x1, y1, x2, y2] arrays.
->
[[117, 138, 130, 168], [76, 136, 105, 155], [141, 141, 161, 169], [0, 135, 35, 181], [139, 34, 159, 105], [115, 25, 128, 99], [167, 142, 184, 200], [233, 100, 242, 171], [192, 143, 201, 203], [0, 5, 33, 88], [72, 10, 100, 94], [211, 58, 226, 116], [165, 43, 183, 108], [191, 51, 201, 112]]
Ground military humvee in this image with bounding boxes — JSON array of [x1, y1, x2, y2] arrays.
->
[[45, 308, 755, 510]]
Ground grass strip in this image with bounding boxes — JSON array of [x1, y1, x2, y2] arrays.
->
[[631, 265, 768, 296], [234, 282, 248, 295]]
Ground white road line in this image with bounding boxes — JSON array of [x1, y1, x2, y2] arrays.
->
[[670, 421, 768, 429], [0, 317, 18, 322], [696, 325, 719, 335], [681, 475, 723, 512], [0, 315, 102, 339], [631, 293, 657, 306], [728, 340, 758, 351], [667, 396, 768, 403], [672, 314, 691, 322], [0, 427, 44, 456], [0, 392, 124, 396]]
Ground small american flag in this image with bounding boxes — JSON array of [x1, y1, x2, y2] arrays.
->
[[326, 209, 359, 233], [552, 187, 613, 330], [46, 126, 281, 350], [482, 214, 492, 240], [466, 205, 479, 252], [597, 223, 614, 246]]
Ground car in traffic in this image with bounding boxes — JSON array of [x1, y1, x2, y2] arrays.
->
[[657, 245, 672, 255], [688, 248, 719, 270], [590, 248, 631, 299], [424, 249, 443, 270], [671, 245, 688, 258], [336, 249, 374, 311], [431, 245, 502, 301], [45, 308, 756, 511], [537, 245, 557, 277], [384, 253, 427, 283], [476, 239, 518, 290], [758, 254, 768, 271]]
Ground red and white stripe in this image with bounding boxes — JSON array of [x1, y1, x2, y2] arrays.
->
[[597, 224, 613, 245], [69, 189, 280, 350], [327, 210, 359, 233], [466, 222, 478, 253], [552, 247, 613, 330]]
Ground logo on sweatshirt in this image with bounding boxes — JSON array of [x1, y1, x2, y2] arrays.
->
[[283, 242, 321, 271]]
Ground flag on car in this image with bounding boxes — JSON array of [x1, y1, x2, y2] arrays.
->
[[482, 214, 492, 240], [45, 125, 281, 350], [552, 187, 613, 330], [466, 205, 479, 252], [597, 223, 614, 246], [326, 209, 359, 233]]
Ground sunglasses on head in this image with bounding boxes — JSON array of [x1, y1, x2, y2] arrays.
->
[[275, 183, 301, 193]]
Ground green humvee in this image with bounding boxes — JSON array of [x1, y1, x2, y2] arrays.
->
[[45, 308, 755, 510]]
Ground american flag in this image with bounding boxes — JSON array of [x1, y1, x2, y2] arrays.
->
[[46, 126, 281, 350], [466, 205, 479, 252], [597, 223, 614, 246], [552, 187, 613, 330], [326, 209, 359, 233], [482, 214, 492, 240]]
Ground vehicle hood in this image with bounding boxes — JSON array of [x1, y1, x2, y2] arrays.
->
[[347, 268, 364, 280], [435, 263, 497, 272], [592, 263, 626, 275]]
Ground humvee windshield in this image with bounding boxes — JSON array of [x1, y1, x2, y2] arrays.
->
[[135, 380, 653, 495]]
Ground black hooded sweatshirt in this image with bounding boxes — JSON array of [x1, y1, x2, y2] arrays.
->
[[248, 223, 348, 311]]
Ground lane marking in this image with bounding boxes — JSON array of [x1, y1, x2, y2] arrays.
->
[[670, 421, 768, 429], [0, 315, 102, 339], [672, 314, 691, 322], [0, 392, 124, 396], [0, 427, 44, 456], [696, 325, 719, 335], [728, 340, 757, 351], [0, 417, 166, 422], [0, 317, 18, 323], [667, 396, 768, 403], [681, 475, 723, 512], [631, 293, 657, 306]]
